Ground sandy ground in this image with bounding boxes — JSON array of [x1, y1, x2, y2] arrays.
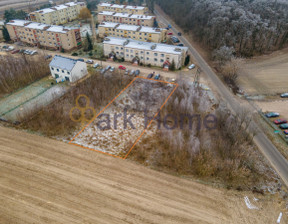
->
[[256, 100, 288, 120], [238, 48, 288, 96], [0, 126, 286, 223]]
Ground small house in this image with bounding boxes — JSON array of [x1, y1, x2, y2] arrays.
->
[[49, 55, 88, 82]]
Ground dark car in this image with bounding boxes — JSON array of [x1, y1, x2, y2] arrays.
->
[[105, 65, 111, 71], [280, 93, 288, 98], [279, 123, 288, 129], [274, 119, 287, 125], [265, 112, 280, 118], [177, 43, 184, 46], [77, 58, 84, 62], [154, 74, 160, 80], [44, 55, 52, 60], [135, 69, 140, 76], [147, 73, 154, 79], [284, 130, 288, 135], [178, 32, 182, 36]]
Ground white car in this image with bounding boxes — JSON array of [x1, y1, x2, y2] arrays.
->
[[188, 64, 195, 69], [93, 63, 99, 68], [280, 93, 288, 98]]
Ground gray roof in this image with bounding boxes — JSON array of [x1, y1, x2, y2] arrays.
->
[[49, 55, 78, 72]]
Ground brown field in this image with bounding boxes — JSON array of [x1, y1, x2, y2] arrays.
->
[[1, 126, 287, 223], [238, 48, 288, 96]]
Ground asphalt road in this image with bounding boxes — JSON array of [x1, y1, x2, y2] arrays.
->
[[154, 8, 288, 187]]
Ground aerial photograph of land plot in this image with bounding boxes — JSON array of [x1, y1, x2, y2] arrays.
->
[[0, 0, 288, 223]]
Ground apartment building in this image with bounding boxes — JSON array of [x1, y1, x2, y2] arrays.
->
[[103, 37, 188, 69], [97, 11, 155, 27], [29, 2, 86, 25], [98, 22, 167, 43], [97, 2, 148, 15], [6, 20, 82, 51]]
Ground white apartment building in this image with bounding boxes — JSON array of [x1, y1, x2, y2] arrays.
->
[[97, 2, 148, 15], [49, 55, 88, 82], [97, 11, 155, 27], [98, 22, 167, 43], [103, 37, 188, 69]]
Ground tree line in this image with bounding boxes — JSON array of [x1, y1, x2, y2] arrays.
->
[[157, 0, 288, 57]]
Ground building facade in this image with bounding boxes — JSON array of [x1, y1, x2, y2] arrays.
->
[[98, 22, 167, 43], [103, 37, 188, 69], [6, 20, 82, 51], [29, 2, 86, 25], [49, 55, 88, 82], [97, 11, 155, 27], [97, 3, 148, 15]]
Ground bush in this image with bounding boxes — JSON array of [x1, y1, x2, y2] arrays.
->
[[71, 52, 78, 56]]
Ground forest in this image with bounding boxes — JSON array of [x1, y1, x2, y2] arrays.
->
[[156, 0, 288, 57]]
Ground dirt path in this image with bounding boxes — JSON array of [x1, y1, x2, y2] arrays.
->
[[0, 126, 285, 223]]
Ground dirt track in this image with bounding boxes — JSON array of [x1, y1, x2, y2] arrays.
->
[[0, 126, 285, 223]]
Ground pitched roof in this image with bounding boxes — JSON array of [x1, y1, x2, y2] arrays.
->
[[49, 55, 78, 72]]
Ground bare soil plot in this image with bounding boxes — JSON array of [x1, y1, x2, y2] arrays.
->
[[72, 77, 176, 158], [0, 126, 286, 224], [238, 48, 288, 96]]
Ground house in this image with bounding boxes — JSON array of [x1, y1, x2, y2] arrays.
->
[[49, 55, 88, 82], [103, 37, 188, 69]]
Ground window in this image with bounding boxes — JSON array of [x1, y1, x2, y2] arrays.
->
[[160, 59, 164, 62], [51, 67, 54, 70], [146, 57, 149, 60], [62, 70, 64, 73], [154, 53, 158, 56], [146, 52, 149, 55], [67, 72, 70, 75], [57, 69, 59, 72], [126, 49, 129, 52], [154, 58, 158, 62], [161, 54, 164, 57]]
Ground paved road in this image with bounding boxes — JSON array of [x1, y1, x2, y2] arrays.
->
[[154, 7, 288, 187]]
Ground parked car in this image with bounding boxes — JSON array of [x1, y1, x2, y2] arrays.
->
[[279, 123, 288, 129], [86, 59, 93, 64], [19, 49, 25, 54], [280, 93, 288, 98], [170, 78, 176, 83], [30, 50, 38, 55], [265, 112, 280, 118], [129, 70, 135, 76], [11, 49, 20, 54], [168, 24, 172, 28], [93, 63, 99, 68], [171, 36, 180, 43], [2, 45, 8, 50], [177, 43, 184, 46], [110, 66, 115, 72], [154, 74, 161, 80], [188, 64, 196, 69], [100, 68, 105, 74], [105, 65, 111, 71], [77, 58, 84, 62], [24, 50, 31, 55], [119, 65, 126, 70], [147, 73, 154, 79], [167, 32, 173, 35], [284, 130, 288, 135], [44, 55, 52, 60], [273, 119, 287, 125], [124, 69, 129, 75], [178, 32, 182, 36], [7, 46, 14, 51], [135, 69, 140, 76]]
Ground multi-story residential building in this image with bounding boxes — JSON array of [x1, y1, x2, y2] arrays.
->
[[29, 2, 86, 25], [6, 20, 82, 51], [98, 22, 167, 43], [103, 37, 188, 69], [97, 11, 155, 27], [97, 2, 148, 15], [49, 55, 88, 82]]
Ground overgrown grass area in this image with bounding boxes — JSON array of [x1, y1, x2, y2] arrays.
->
[[130, 79, 276, 190], [21, 71, 133, 137], [0, 55, 49, 96]]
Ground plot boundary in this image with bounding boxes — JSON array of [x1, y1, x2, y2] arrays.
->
[[69, 76, 178, 159]]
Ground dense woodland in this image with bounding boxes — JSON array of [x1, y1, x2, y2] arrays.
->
[[157, 0, 288, 57]]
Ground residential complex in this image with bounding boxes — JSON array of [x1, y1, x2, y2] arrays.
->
[[29, 2, 86, 25], [6, 20, 82, 51], [98, 22, 167, 43], [103, 37, 188, 69], [97, 11, 155, 27], [49, 55, 88, 82], [97, 2, 148, 15]]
